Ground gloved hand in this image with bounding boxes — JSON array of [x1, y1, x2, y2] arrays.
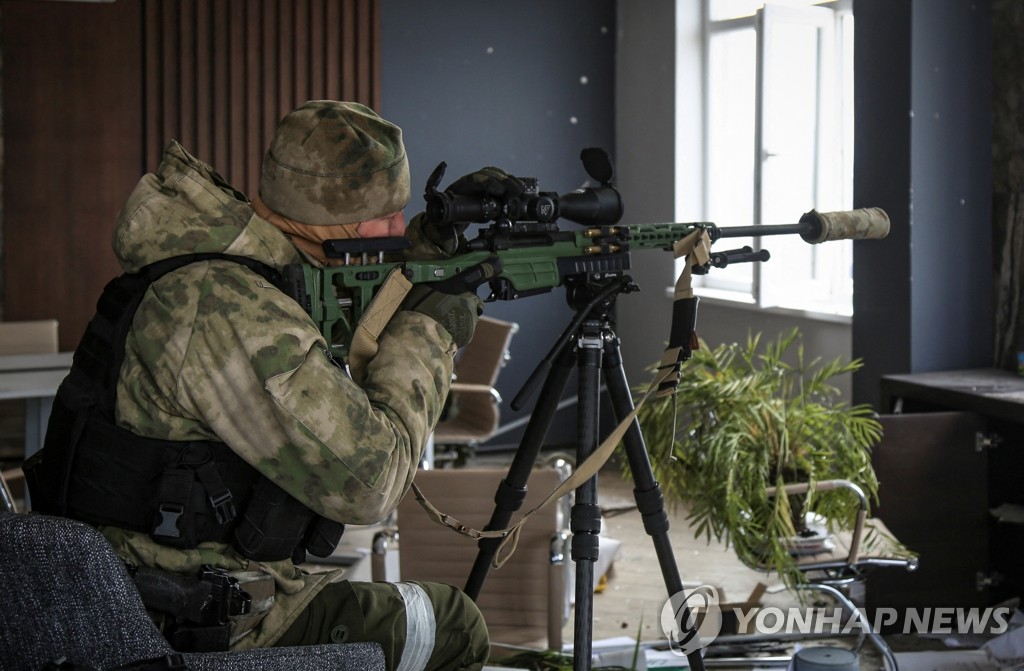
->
[[418, 167, 527, 256], [401, 257, 502, 347], [404, 212, 453, 260], [445, 166, 526, 200]]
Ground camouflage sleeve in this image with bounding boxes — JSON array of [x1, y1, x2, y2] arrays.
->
[[256, 311, 457, 524], [121, 262, 456, 525]]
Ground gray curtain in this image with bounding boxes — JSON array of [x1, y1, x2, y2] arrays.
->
[[992, 0, 1024, 370]]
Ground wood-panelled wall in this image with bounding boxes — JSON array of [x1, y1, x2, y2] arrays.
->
[[2, 0, 144, 352], [1, 0, 379, 350], [142, 0, 379, 194]]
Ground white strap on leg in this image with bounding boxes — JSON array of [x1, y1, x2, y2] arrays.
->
[[394, 582, 436, 671]]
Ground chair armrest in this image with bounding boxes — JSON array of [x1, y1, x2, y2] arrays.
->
[[371, 528, 398, 582], [547, 530, 570, 651], [0, 467, 21, 513], [765, 479, 868, 564], [449, 382, 502, 404]]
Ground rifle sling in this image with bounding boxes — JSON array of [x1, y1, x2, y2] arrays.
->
[[348, 267, 413, 385]]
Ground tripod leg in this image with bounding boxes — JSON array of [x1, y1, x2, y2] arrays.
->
[[463, 344, 576, 601], [602, 334, 708, 671], [570, 319, 605, 671]]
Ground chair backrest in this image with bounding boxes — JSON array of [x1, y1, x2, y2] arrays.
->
[[433, 317, 518, 449], [0, 319, 59, 355], [453, 316, 517, 387], [396, 467, 568, 649], [0, 511, 172, 670]]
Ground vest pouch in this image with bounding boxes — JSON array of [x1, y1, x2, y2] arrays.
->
[[303, 516, 345, 558], [151, 443, 255, 550], [231, 478, 313, 562]]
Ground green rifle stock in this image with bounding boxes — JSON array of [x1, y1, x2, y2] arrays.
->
[[285, 221, 709, 361]]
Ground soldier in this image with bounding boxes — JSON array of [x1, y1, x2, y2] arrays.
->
[[26, 101, 521, 671]]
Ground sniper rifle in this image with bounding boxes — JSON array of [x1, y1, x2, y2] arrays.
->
[[281, 148, 889, 363]]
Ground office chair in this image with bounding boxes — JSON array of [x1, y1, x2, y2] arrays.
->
[[0, 319, 59, 356], [433, 316, 518, 464], [732, 479, 918, 671]]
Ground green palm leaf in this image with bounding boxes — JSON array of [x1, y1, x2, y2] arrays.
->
[[629, 328, 888, 586]]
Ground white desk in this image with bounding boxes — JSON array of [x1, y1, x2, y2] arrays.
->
[[0, 352, 72, 458]]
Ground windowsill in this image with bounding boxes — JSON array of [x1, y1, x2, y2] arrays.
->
[[665, 285, 853, 325]]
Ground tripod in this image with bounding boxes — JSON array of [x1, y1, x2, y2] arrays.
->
[[462, 272, 706, 671]]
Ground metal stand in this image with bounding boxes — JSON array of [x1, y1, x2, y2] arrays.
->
[[463, 274, 706, 671]]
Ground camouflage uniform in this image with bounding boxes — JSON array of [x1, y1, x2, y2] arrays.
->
[[99, 104, 488, 670]]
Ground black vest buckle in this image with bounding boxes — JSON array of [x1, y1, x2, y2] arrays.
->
[[207, 489, 236, 526], [153, 503, 184, 538], [195, 457, 236, 526]]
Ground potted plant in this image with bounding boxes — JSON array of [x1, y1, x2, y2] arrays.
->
[[632, 328, 893, 586]]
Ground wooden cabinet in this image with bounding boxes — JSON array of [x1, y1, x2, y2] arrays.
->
[[868, 370, 1024, 612]]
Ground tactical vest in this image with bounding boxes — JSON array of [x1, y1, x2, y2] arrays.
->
[[24, 254, 344, 563]]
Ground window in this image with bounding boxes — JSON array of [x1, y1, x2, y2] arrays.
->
[[683, 0, 855, 317]]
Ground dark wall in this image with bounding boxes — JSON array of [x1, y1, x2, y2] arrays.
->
[[380, 0, 616, 448], [853, 0, 994, 408]]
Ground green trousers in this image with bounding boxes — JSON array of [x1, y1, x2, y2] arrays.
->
[[276, 580, 489, 671]]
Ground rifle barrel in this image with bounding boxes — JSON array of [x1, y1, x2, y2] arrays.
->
[[715, 222, 809, 239], [716, 208, 890, 242]]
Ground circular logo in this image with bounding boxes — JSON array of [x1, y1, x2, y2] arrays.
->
[[660, 585, 723, 656]]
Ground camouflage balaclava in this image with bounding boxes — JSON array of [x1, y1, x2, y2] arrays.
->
[[259, 101, 411, 226]]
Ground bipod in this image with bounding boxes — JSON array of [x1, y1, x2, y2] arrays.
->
[[463, 272, 706, 671]]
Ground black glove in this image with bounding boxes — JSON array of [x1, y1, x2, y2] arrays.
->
[[401, 257, 502, 347], [422, 167, 527, 255]]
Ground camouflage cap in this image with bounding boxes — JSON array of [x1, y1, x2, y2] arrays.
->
[[260, 101, 411, 226]]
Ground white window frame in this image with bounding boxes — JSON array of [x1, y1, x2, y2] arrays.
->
[[678, 0, 855, 320]]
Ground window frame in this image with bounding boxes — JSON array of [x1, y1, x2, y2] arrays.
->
[[680, 0, 855, 321]]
